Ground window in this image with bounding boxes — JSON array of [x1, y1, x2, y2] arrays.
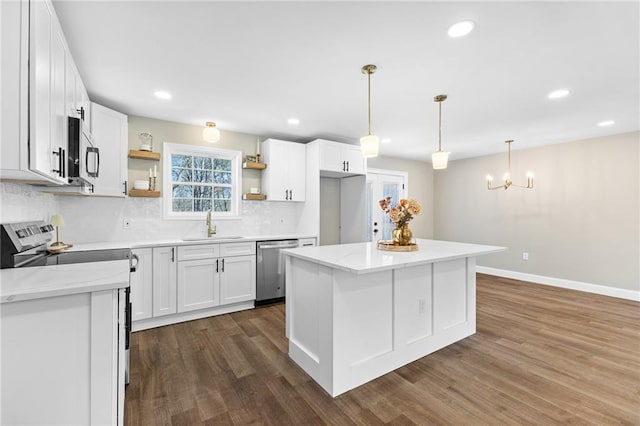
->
[[163, 143, 242, 219]]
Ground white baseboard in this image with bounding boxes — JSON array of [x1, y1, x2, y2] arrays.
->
[[476, 266, 640, 302]]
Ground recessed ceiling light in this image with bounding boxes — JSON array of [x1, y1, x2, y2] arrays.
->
[[154, 90, 172, 100], [448, 20, 475, 38], [287, 118, 300, 125], [548, 89, 570, 99], [597, 120, 615, 127], [381, 138, 392, 144]]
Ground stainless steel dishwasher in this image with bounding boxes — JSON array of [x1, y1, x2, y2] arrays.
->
[[256, 239, 299, 305]]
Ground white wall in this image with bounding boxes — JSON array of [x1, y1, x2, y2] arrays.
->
[[434, 132, 639, 292]]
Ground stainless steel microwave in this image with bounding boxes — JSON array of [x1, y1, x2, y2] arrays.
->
[[67, 116, 99, 186]]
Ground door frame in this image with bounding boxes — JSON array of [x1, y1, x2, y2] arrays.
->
[[366, 168, 409, 242]]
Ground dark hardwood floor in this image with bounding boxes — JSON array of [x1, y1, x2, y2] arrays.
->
[[125, 274, 640, 425]]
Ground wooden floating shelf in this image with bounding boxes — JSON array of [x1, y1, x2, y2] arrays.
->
[[242, 193, 267, 201], [242, 162, 267, 170], [129, 150, 161, 161], [129, 189, 161, 197]]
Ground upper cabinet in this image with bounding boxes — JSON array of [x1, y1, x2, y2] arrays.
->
[[315, 139, 367, 177], [0, 0, 91, 185], [91, 102, 128, 197], [261, 139, 306, 202]]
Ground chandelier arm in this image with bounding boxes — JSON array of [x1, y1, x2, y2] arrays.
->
[[487, 184, 506, 190], [511, 182, 534, 189]]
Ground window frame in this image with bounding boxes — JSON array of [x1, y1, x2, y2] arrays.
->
[[162, 142, 242, 220]]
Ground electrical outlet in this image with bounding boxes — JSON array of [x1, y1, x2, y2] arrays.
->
[[522, 252, 529, 261], [418, 298, 426, 314], [123, 218, 131, 229]]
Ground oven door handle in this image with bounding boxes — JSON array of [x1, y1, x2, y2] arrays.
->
[[130, 253, 139, 272]]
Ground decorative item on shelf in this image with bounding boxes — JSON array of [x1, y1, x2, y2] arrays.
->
[[486, 140, 534, 190], [148, 165, 157, 191], [139, 132, 153, 151], [50, 214, 65, 247], [378, 197, 423, 248], [133, 180, 149, 190], [432, 94, 450, 170], [245, 155, 257, 163], [360, 64, 380, 158], [256, 138, 262, 163], [203, 121, 220, 143]]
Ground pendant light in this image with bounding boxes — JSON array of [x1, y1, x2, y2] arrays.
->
[[360, 64, 380, 158], [203, 121, 220, 143], [432, 94, 449, 170], [486, 140, 534, 190]]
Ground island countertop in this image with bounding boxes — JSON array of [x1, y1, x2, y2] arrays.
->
[[283, 238, 506, 275]]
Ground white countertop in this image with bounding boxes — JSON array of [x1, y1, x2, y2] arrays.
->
[[0, 260, 130, 304], [0, 234, 315, 303], [65, 234, 316, 252], [283, 239, 506, 275]]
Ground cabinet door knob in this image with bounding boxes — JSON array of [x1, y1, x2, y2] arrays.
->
[[216, 259, 219, 273], [221, 258, 225, 272], [290, 189, 293, 200]]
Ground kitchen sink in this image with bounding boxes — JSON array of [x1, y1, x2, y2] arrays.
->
[[182, 236, 245, 242]]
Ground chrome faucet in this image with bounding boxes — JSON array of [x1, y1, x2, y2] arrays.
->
[[206, 210, 217, 237]]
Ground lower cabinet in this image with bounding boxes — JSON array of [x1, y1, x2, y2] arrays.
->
[[177, 258, 219, 313], [177, 243, 256, 312], [220, 255, 256, 305], [131, 242, 256, 329], [152, 246, 177, 317]]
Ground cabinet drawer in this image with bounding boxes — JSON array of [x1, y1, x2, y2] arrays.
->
[[178, 244, 220, 261], [220, 242, 256, 257]]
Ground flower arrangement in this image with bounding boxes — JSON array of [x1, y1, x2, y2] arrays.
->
[[379, 197, 422, 227]]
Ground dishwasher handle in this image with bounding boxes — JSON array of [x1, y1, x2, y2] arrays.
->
[[258, 244, 299, 250]]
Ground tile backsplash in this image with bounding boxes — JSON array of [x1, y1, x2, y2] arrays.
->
[[0, 183, 58, 223], [55, 196, 300, 243], [0, 183, 301, 244]]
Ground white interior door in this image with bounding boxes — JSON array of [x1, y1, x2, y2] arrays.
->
[[366, 170, 407, 242]]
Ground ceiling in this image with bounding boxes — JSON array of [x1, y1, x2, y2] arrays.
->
[[53, 1, 639, 162]]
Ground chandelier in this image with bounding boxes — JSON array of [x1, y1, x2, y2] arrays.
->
[[486, 140, 534, 190]]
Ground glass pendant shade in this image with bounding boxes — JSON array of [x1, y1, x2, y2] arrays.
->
[[202, 122, 220, 143], [431, 151, 449, 170], [360, 134, 380, 158]]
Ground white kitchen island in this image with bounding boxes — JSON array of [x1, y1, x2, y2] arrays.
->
[[283, 238, 505, 397]]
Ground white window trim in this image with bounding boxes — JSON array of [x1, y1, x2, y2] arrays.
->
[[162, 142, 242, 220]]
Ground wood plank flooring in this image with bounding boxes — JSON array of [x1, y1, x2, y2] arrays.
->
[[125, 274, 640, 425]]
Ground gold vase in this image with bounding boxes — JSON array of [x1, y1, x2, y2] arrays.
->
[[392, 224, 413, 246]]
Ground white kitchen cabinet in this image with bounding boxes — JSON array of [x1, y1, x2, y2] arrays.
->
[[130, 248, 153, 321], [261, 139, 306, 201], [317, 139, 366, 176], [220, 255, 256, 305], [152, 246, 177, 317], [0, 0, 90, 184], [1, 289, 125, 425], [91, 102, 128, 197], [176, 242, 256, 312], [177, 258, 220, 313]]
